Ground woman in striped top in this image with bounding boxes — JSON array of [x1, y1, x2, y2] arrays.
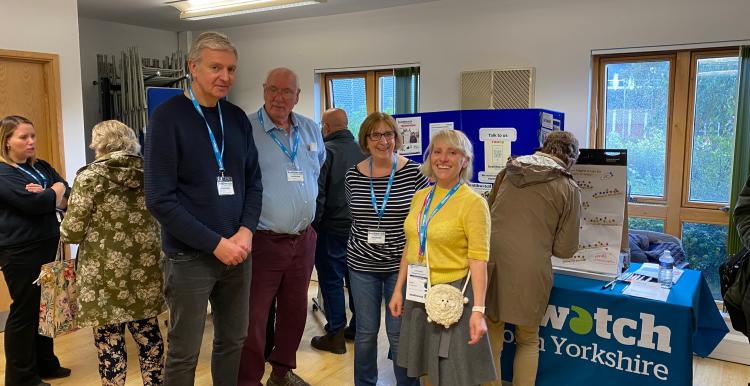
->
[[345, 112, 428, 386]]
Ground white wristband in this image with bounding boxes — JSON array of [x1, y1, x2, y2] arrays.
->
[[472, 306, 486, 314]]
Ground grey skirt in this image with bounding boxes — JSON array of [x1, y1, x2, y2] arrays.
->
[[396, 277, 496, 386]]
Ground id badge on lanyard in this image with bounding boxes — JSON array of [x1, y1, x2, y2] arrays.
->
[[367, 229, 386, 244], [216, 176, 234, 196], [406, 264, 429, 303], [367, 155, 397, 245], [286, 163, 304, 182]]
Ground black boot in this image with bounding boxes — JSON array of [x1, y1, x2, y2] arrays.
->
[[344, 325, 356, 341], [311, 328, 346, 354]]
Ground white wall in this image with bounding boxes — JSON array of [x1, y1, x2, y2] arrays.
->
[[0, 0, 85, 179], [78, 18, 178, 161], [216, 0, 750, 143]]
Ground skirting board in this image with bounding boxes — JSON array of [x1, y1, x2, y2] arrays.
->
[[708, 315, 750, 365]]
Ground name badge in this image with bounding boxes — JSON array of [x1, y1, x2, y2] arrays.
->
[[287, 164, 304, 182], [406, 264, 429, 303], [367, 229, 386, 244], [287, 170, 304, 182], [217, 176, 234, 196]]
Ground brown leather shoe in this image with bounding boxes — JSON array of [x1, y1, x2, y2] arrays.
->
[[311, 327, 346, 354], [266, 370, 310, 386]]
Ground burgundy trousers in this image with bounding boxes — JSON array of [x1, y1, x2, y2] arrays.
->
[[237, 226, 316, 386]]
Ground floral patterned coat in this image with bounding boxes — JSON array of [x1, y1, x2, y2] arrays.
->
[[60, 151, 164, 327]]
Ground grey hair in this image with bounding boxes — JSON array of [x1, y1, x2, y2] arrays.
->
[[188, 31, 238, 64], [89, 120, 141, 155], [421, 130, 474, 183], [540, 131, 579, 166], [264, 67, 299, 90]]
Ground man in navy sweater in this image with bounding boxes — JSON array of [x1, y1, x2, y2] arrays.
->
[[144, 31, 262, 386]]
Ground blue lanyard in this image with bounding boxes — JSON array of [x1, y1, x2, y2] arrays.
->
[[189, 87, 225, 175], [258, 108, 299, 163], [418, 182, 462, 258], [369, 154, 398, 221], [17, 164, 48, 188]]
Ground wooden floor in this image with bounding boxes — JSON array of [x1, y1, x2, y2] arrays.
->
[[1, 284, 749, 385]]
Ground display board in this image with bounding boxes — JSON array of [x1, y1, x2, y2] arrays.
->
[[552, 149, 627, 277], [393, 108, 565, 185]]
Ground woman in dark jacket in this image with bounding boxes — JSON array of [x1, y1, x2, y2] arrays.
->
[[0, 115, 71, 386]]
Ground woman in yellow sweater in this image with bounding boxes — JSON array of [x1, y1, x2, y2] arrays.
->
[[388, 129, 495, 386]]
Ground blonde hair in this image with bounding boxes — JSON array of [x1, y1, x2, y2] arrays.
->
[[188, 31, 238, 65], [357, 112, 403, 155], [421, 130, 473, 183], [0, 115, 36, 165], [90, 120, 141, 156]]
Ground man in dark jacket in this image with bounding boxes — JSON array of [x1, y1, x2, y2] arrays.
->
[[310, 108, 365, 354]]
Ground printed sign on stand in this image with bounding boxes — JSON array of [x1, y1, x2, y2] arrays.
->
[[477, 128, 516, 183], [553, 149, 627, 277]]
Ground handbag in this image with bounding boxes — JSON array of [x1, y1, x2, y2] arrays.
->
[[423, 249, 471, 329], [35, 241, 77, 337]]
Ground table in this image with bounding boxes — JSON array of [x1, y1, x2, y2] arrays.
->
[[499, 264, 729, 385]]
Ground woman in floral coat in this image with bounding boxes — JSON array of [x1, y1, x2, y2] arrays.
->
[[60, 120, 165, 386]]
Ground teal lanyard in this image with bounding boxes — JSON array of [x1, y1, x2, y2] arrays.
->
[[258, 108, 299, 163], [369, 154, 398, 221], [17, 164, 48, 188], [188, 87, 225, 175], [417, 182, 462, 258]]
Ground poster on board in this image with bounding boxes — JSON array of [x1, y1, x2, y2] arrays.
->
[[468, 182, 493, 201], [477, 127, 516, 183], [396, 116, 422, 155], [552, 149, 627, 277], [428, 121, 454, 139]]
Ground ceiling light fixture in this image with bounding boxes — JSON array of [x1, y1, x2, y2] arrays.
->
[[168, 0, 325, 21]]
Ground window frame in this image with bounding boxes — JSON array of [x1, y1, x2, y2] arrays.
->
[[590, 47, 736, 238], [682, 49, 740, 211], [322, 70, 398, 117]]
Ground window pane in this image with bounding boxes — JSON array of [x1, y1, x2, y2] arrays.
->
[[379, 75, 395, 115], [603, 61, 670, 198], [628, 217, 664, 232], [688, 56, 739, 203], [330, 77, 367, 137], [682, 222, 728, 300]]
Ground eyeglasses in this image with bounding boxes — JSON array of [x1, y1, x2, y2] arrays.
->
[[264, 86, 297, 100], [368, 131, 395, 141]]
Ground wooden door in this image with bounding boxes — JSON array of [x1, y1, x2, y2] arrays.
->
[[0, 49, 64, 330]]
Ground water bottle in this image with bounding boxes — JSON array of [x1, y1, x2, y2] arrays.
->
[[658, 250, 674, 289]]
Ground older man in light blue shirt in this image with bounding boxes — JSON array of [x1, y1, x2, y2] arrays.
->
[[238, 67, 324, 386]]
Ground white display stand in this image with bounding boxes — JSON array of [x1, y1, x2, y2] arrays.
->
[[552, 149, 627, 280]]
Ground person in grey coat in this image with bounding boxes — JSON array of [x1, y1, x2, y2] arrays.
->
[[311, 108, 365, 354]]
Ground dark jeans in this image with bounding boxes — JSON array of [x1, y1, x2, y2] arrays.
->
[[2, 262, 61, 386], [314, 230, 356, 333], [162, 251, 251, 386], [238, 227, 316, 386]]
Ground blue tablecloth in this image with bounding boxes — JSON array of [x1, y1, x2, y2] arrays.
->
[[499, 264, 729, 385]]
